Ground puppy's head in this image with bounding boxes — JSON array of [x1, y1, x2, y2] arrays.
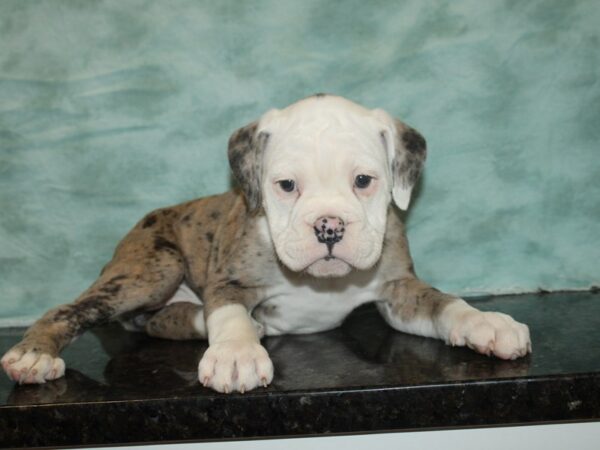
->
[[228, 95, 426, 277]]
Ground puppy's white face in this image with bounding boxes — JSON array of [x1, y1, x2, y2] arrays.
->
[[259, 97, 393, 277], [228, 95, 427, 278]]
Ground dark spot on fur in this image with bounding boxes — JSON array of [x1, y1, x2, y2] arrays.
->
[[142, 214, 157, 229], [228, 123, 270, 212], [258, 304, 278, 317], [228, 146, 245, 174], [314, 93, 327, 98], [154, 236, 179, 253], [386, 123, 428, 191], [54, 295, 115, 333], [430, 295, 452, 318], [402, 128, 426, 155], [224, 279, 252, 289], [210, 210, 221, 220], [396, 155, 424, 188], [182, 213, 192, 222], [205, 232, 214, 243], [256, 251, 262, 257], [99, 283, 122, 295], [107, 275, 127, 283]]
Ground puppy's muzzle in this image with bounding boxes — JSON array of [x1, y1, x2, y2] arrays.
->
[[313, 216, 345, 257]]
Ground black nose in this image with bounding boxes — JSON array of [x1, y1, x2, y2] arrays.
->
[[314, 216, 345, 253]]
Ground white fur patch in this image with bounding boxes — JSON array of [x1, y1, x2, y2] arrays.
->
[[198, 304, 273, 393], [253, 263, 384, 336], [431, 299, 531, 359], [259, 95, 392, 275], [166, 282, 202, 306], [1, 349, 65, 384]]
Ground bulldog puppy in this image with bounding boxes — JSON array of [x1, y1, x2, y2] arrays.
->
[[2, 95, 531, 393]]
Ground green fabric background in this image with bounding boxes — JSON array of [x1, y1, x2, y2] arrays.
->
[[1, 0, 599, 323]]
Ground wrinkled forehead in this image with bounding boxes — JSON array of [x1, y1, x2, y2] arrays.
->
[[262, 112, 387, 168]]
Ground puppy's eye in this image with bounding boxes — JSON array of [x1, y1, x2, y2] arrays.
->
[[354, 174, 373, 189], [277, 179, 296, 193]]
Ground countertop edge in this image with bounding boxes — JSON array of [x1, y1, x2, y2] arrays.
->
[[2, 372, 599, 448]]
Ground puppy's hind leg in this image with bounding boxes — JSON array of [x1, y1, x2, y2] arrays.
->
[[145, 303, 207, 340], [144, 301, 266, 341], [143, 282, 267, 341], [2, 218, 185, 384]]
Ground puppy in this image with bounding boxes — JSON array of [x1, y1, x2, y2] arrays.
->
[[2, 95, 531, 393]]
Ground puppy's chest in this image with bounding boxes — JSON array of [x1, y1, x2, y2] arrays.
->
[[252, 270, 384, 336]]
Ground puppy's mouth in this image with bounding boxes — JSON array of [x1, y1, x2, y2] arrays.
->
[[305, 255, 352, 278]]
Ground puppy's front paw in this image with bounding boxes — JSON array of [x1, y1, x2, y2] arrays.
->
[[198, 341, 274, 393], [2, 346, 65, 384], [448, 311, 532, 360]]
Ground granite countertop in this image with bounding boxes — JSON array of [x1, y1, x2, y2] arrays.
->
[[1, 291, 599, 448]]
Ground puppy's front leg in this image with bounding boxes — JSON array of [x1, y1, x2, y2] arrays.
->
[[377, 278, 531, 360], [198, 303, 273, 393], [2, 213, 185, 384]]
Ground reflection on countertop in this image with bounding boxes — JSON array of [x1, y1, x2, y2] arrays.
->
[[1, 291, 599, 447]]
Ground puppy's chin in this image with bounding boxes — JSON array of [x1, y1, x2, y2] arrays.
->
[[305, 258, 352, 278]]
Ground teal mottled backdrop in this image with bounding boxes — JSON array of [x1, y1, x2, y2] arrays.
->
[[1, 0, 599, 323]]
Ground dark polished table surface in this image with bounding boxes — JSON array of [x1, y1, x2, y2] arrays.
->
[[1, 291, 599, 448]]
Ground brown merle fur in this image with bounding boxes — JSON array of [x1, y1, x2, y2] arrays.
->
[[13, 187, 454, 360], [15, 190, 270, 353]]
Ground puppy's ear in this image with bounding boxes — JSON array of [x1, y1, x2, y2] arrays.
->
[[374, 110, 427, 210], [228, 122, 270, 213]]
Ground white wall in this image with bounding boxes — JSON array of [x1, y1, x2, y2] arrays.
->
[[85, 422, 600, 450]]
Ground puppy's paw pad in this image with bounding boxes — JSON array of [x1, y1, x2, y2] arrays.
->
[[198, 341, 273, 393], [449, 311, 531, 360], [1, 349, 65, 384]]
